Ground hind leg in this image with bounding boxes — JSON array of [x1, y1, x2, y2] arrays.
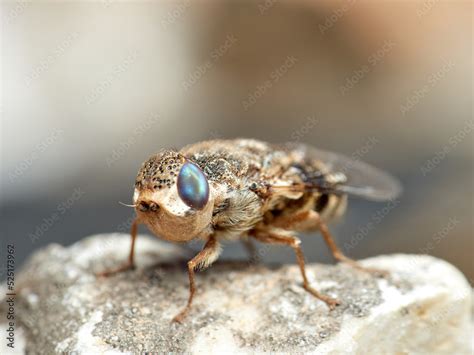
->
[[316, 217, 388, 277]]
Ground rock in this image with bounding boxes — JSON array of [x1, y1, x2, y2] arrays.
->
[[1, 234, 472, 354]]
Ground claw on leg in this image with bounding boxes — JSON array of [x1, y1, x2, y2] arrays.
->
[[303, 284, 341, 310], [172, 307, 189, 324], [96, 261, 135, 278]]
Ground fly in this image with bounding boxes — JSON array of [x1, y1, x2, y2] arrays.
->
[[97, 139, 401, 322]]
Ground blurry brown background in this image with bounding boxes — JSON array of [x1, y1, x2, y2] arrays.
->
[[1, 1, 472, 281]]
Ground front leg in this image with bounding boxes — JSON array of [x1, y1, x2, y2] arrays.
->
[[96, 218, 139, 277], [172, 236, 221, 323]]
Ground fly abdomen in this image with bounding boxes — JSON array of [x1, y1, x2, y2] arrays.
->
[[314, 193, 347, 222]]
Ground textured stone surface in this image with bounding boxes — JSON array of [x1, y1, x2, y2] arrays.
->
[[1, 234, 472, 354]]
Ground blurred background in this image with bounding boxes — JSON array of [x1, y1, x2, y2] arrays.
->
[[1, 1, 472, 281]]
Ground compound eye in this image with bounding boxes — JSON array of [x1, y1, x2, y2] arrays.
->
[[177, 161, 209, 209]]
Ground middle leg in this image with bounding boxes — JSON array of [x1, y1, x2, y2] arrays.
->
[[251, 228, 340, 310], [241, 237, 259, 264], [274, 209, 387, 276]]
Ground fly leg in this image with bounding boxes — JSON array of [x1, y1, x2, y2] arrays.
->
[[270, 210, 313, 230], [317, 220, 388, 277], [172, 236, 221, 323], [96, 218, 138, 277], [241, 237, 259, 264], [272, 210, 387, 277], [251, 229, 340, 310]]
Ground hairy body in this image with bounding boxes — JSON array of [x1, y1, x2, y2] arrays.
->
[[136, 139, 346, 240], [99, 139, 400, 322]]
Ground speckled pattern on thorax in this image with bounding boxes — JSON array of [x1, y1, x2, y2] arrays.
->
[[133, 139, 347, 237], [136, 139, 311, 193], [181, 139, 292, 188]]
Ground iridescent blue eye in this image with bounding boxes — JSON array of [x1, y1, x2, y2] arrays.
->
[[177, 162, 209, 209]]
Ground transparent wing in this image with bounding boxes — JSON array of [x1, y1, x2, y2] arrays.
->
[[286, 143, 402, 201]]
